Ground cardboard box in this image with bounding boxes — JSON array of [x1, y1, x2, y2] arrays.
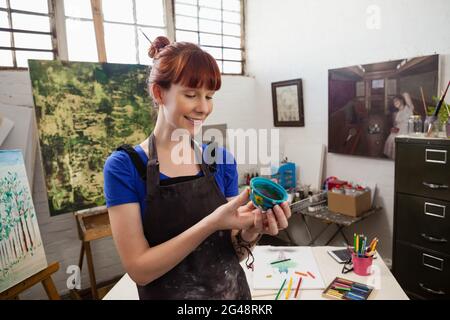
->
[[327, 191, 371, 217]]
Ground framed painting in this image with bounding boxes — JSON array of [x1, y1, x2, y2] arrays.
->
[[271, 79, 304, 127]]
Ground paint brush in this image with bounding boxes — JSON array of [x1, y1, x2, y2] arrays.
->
[[420, 86, 428, 115], [426, 82, 450, 136], [433, 81, 450, 117]]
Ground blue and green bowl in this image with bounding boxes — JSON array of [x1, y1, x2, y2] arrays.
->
[[249, 177, 288, 211]]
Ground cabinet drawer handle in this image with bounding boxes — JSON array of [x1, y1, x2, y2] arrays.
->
[[423, 182, 449, 190], [421, 233, 448, 243], [419, 283, 446, 295], [425, 149, 447, 164]]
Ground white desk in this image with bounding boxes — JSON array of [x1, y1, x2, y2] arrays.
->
[[103, 246, 409, 300]]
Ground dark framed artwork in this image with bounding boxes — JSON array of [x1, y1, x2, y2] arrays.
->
[[271, 79, 304, 127], [328, 54, 439, 160]]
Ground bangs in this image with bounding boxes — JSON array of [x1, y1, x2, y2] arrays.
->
[[174, 50, 221, 91]]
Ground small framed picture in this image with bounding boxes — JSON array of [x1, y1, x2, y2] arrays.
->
[[271, 79, 304, 127]]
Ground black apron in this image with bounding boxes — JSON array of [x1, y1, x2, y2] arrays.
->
[[130, 133, 251, 300]]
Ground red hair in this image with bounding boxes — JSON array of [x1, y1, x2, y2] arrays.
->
[[147, 36, 221, 99]]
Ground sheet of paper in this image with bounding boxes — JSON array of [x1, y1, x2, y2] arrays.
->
[[252, 246, 325, 290]]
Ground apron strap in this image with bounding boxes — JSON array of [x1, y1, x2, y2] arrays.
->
[[190, 138, 209, 176], [116, 144, 147, 181], [147, 133, 161, 188]]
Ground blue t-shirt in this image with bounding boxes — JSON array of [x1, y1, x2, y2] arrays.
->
[[103, 144, 239, 217]]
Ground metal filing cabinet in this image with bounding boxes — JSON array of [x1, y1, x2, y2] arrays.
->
[[393, 137, 450, 299]]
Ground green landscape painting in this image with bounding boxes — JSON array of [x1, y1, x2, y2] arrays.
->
[[29, 60, 155, 216]]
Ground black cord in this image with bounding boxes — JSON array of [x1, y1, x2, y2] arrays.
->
[[240, 244, 255, 271], [235, 230, 261, 271]]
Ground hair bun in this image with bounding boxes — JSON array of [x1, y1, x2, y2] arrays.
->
[[148, 36, 171, 59]]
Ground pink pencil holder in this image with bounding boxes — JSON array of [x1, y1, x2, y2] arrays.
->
[[352, 253, 373, 276]]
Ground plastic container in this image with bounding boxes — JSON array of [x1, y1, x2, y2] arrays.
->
[[352, 253, 373, 276], [423, 115, 437, 136], [407, 115, 423, 135]]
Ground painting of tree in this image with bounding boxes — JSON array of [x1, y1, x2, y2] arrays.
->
[[28, 60, 155, 216], [0, 150, 47, 293]]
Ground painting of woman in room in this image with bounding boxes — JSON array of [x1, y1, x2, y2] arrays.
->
[[383, 93, 415, 159], [328, 54, 439, 159]]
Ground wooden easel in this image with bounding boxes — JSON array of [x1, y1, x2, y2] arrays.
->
[[0, 262, 61, 300], [74, 206, 112, 300]]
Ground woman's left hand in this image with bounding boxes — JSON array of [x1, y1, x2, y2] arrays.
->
[[239, 200, 292, 241]]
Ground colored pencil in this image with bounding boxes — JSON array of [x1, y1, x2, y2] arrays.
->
[[307, 271, 316, 279], [271, 258, 291, 265], [327, 289, 344, 298], [285, 277, 293, 300], [333, 282, 352, 289], [368, 239, 378, 254], [362, 235, 366, 253], [333, 286, 351, 291], [275, 279, 286, 300], [368, 238, 376, 251], [294, 277, 302, 298], [352, 282, 370, 291], [336, 278, 353, 285], [355, 234, 359, 253], [346, 292, 365, 300], [295, 271, 308, 277]]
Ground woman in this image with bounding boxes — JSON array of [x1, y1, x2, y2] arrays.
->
[[383, 94, 413, 159], [103, 36, 292, 300]]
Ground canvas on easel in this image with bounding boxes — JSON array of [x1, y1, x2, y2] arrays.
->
[[0, 150, 47, 293], [28, 60, 154, 216]]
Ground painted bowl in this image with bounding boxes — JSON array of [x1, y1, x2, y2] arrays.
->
[[249, 177, 288, 211]]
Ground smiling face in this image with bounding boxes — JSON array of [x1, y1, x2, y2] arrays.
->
[[158, 83, 215, 135]]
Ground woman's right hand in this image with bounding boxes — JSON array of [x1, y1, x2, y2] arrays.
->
[[206, 188, 262, 231]]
